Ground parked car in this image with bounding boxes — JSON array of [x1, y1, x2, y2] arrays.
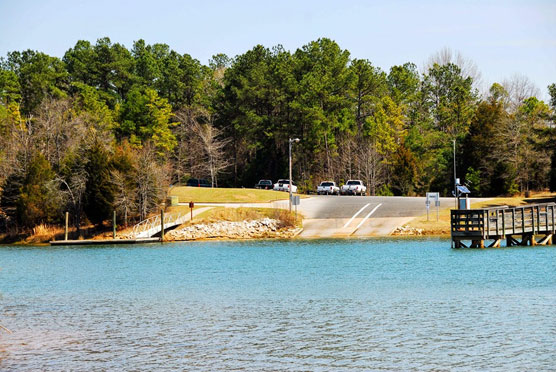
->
[[186, 178, 211, 187], [317, 181, 340, 195], [255, 179, 273, 189], [340, 180, 367, 195], [273, 179, 298, 193]]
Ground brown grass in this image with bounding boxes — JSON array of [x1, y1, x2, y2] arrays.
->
[[25, 224, 64, 244]]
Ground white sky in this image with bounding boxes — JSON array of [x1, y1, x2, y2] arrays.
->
[[1, 0, 554, 98]]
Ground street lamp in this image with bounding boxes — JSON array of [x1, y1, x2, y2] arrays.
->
[[453, 139, 457, 209], [289, 137, 300, 212]]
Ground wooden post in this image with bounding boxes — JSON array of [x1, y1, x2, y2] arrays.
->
[[160, 208, 165, 242], [532, 208, 535, 236], [536, 206, 540, 235], [65, 211, 69, 241], [551, 206, 554, 235], [521, 208, 525, 235], [486, 212, 490, 238], [512, 209, 515, 235], [502, 210, 505, 234], [113, 210, 116, 239], [546, 206, 549, 233]]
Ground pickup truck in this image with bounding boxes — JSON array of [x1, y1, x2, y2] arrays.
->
[[340, 180, 367, 196], [255, 179, 273, 189], [317, 181, 339, 195], [273, 179, 298, 193]]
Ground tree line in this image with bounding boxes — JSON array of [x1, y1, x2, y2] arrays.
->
[[1, 37, 555, 232]]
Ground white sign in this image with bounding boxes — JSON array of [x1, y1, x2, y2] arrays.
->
[[426, 192, 439, 203], [426, 192, 440, 221], [291, 195, 300, 206]]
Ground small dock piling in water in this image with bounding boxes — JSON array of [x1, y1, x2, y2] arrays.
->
[[451, 203, 556, 248]]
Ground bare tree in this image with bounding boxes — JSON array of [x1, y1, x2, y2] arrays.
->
[[136, 144, 170, 220], [191, 120, 230, 187], [174, 107, 230, 187], [54, 169, 87, 234], [426, 47, 483, 90], [502, 74, 541, 110], [357, 138, 385, 196], [33, 98, 89, 168], [111, 169, 136, 227]]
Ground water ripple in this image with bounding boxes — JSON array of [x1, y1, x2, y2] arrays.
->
[[1, 239, 555, 371]]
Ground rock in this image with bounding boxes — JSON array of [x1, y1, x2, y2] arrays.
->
[[166, 218, 298, 241], [391, 225, 423, 236]]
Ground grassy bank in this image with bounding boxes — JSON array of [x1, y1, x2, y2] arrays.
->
[[183, 207, 301, 228], [168, 186, 293, 203]]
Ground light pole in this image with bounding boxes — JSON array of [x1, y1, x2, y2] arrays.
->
[[453, 139, 457, 209], [289, 137, 300, 212]]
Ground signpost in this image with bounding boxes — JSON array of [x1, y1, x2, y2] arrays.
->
[[426, 192, 440, 221], [291, 195, 300, 219], [189, 201, 195, 221]]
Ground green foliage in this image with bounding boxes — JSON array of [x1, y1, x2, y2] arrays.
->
[[462, 88, 507, 195], [5, 50, 68, 114], [118, 86, 176, 153], [423, 63, 476, 137], [83, 141, 114, 225], [1, 37, 554, 235], [376, 184, 394, 196], [388, 62, 419, 106], [464, 167, 481, 194], [16, 153, 60, 227], [0, 68, 21, 103], [548, 83, 556, 111], [391, 144, 418, 195]]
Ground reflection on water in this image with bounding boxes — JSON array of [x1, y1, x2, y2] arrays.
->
[[1, 239, 555, 371]]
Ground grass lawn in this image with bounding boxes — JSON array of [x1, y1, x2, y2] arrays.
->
[[406, 193, 556, 235], [168, 186, 294, 203]]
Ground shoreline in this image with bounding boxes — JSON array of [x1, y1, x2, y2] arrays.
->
[[1, 230, 453, 246]]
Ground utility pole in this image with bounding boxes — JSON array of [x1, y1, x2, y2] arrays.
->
[[289, 138, 300, 212], [453, 139, 457, 209]]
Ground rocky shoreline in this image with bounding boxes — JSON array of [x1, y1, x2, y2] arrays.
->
[[166, 218, 302, 241], [391, 225, 424, 236]]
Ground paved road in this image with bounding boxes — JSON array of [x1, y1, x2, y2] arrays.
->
[[297, 195, 458, 219], [180, 195, 487, 237], [295, 195, 488, 237]]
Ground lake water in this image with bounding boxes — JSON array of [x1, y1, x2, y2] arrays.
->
[[1, 238, 555, 371]]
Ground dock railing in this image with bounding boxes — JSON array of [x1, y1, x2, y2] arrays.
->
[[132, 211, 189, 238], [451, 203, 556, 240]]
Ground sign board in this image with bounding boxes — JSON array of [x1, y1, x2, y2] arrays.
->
[[291, 195, 300, 206], [189, 201, 195, 208], [426, 192, 439, 203], [426, 192, 440, 221]]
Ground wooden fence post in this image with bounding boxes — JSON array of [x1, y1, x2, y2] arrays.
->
[[160, 209, 165, 242], [65, 211, 69, 241], [113, 210, 116, 239]]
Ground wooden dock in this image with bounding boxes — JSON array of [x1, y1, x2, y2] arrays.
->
[[451, 203, 556, 248], [50, 238, 160, 246]]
